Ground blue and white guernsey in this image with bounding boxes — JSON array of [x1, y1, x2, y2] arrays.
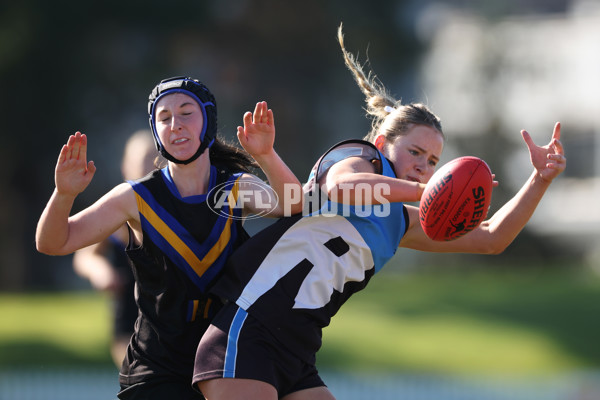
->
[[210, 140, 409, 363]]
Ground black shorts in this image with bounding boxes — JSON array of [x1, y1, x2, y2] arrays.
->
[[193, 302, 325, 397]]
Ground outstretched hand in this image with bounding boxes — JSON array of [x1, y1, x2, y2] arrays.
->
[[521, 122, 566, 183], [237, 101, 276, 159], [55, 131, 96, 196]]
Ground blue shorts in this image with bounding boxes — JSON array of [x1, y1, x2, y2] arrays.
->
[[192, 302, 325, 397]]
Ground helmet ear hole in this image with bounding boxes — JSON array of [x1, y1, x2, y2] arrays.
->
[[147, 77, 218, 165]]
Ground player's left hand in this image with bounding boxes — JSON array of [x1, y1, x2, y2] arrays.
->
[[237, 101, 275, 158], [521, 122, 566, 183]]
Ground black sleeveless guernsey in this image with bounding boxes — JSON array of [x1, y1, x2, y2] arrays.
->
[[119, 165, 249, 385]]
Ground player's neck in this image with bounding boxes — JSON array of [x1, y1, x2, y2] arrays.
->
[[168, 153, 212, 197]]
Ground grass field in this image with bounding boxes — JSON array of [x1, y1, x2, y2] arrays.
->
[[320, 266, 600, 375], [1, 266, 599, 375], [0, 291, 112, 366]]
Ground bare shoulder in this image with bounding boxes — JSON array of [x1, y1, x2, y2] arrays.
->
[[332, 154, 377, 172], [318, 156, 377, 187], [238, 173, 262, 183], [237, 173, 268, 190]]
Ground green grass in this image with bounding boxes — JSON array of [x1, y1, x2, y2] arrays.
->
[[319, 266, 600, 375], [1, 267, 599, 375], [0, 291, 113, 367]]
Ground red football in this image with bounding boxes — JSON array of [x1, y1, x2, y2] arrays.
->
[[419, 156, 493, 241]]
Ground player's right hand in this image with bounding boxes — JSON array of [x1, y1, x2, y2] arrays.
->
[[55, 131, 96, 196]]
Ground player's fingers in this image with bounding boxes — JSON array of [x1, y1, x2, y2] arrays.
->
[[65, 134, 78, 160], [520, 130, 537, 151], [491, 173, 499, 187], [253, 102, 261, 123], [72, 132, 84, 160], [243, 111, 253, 127], [87, 161, 96, 175], [551, 122, 561, 142], [547, 153, 566, 165], [267, 108, 274, 126], [257, 101, 266, 123], [551, 137, 564, 156], [58, 144, 69, 164], [79, 133, 88, 164], [236, 126, 246, 142]]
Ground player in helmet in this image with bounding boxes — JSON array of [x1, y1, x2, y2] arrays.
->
[[36, 76, 303, 400], [148, 77, 218, 164]]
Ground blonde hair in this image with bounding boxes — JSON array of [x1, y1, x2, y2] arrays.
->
[[337, 24, 443, 144]]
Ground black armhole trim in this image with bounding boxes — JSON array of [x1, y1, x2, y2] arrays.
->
[[402, 206, 410, 236], [315, 139, 383, 177], [125, 223, 135, 250]]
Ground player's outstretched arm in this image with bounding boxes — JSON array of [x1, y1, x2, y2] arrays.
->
[[237, 101, 303, 217], [36, 132, 137, 255], [475, 122, 565, 251], [36, 132, 96, 254], [324, 156, 424, 205], [401, 122, 566, 254]]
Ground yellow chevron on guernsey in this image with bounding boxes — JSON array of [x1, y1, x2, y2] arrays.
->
[[134, 179, 239, 278], [201, 180, 239, 267]]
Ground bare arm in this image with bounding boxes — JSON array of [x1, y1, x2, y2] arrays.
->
[[236, 101, 303, 217], [400, 122, 566, 254], [36, 132, 139, 255], [323, 156, 424, 205]]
